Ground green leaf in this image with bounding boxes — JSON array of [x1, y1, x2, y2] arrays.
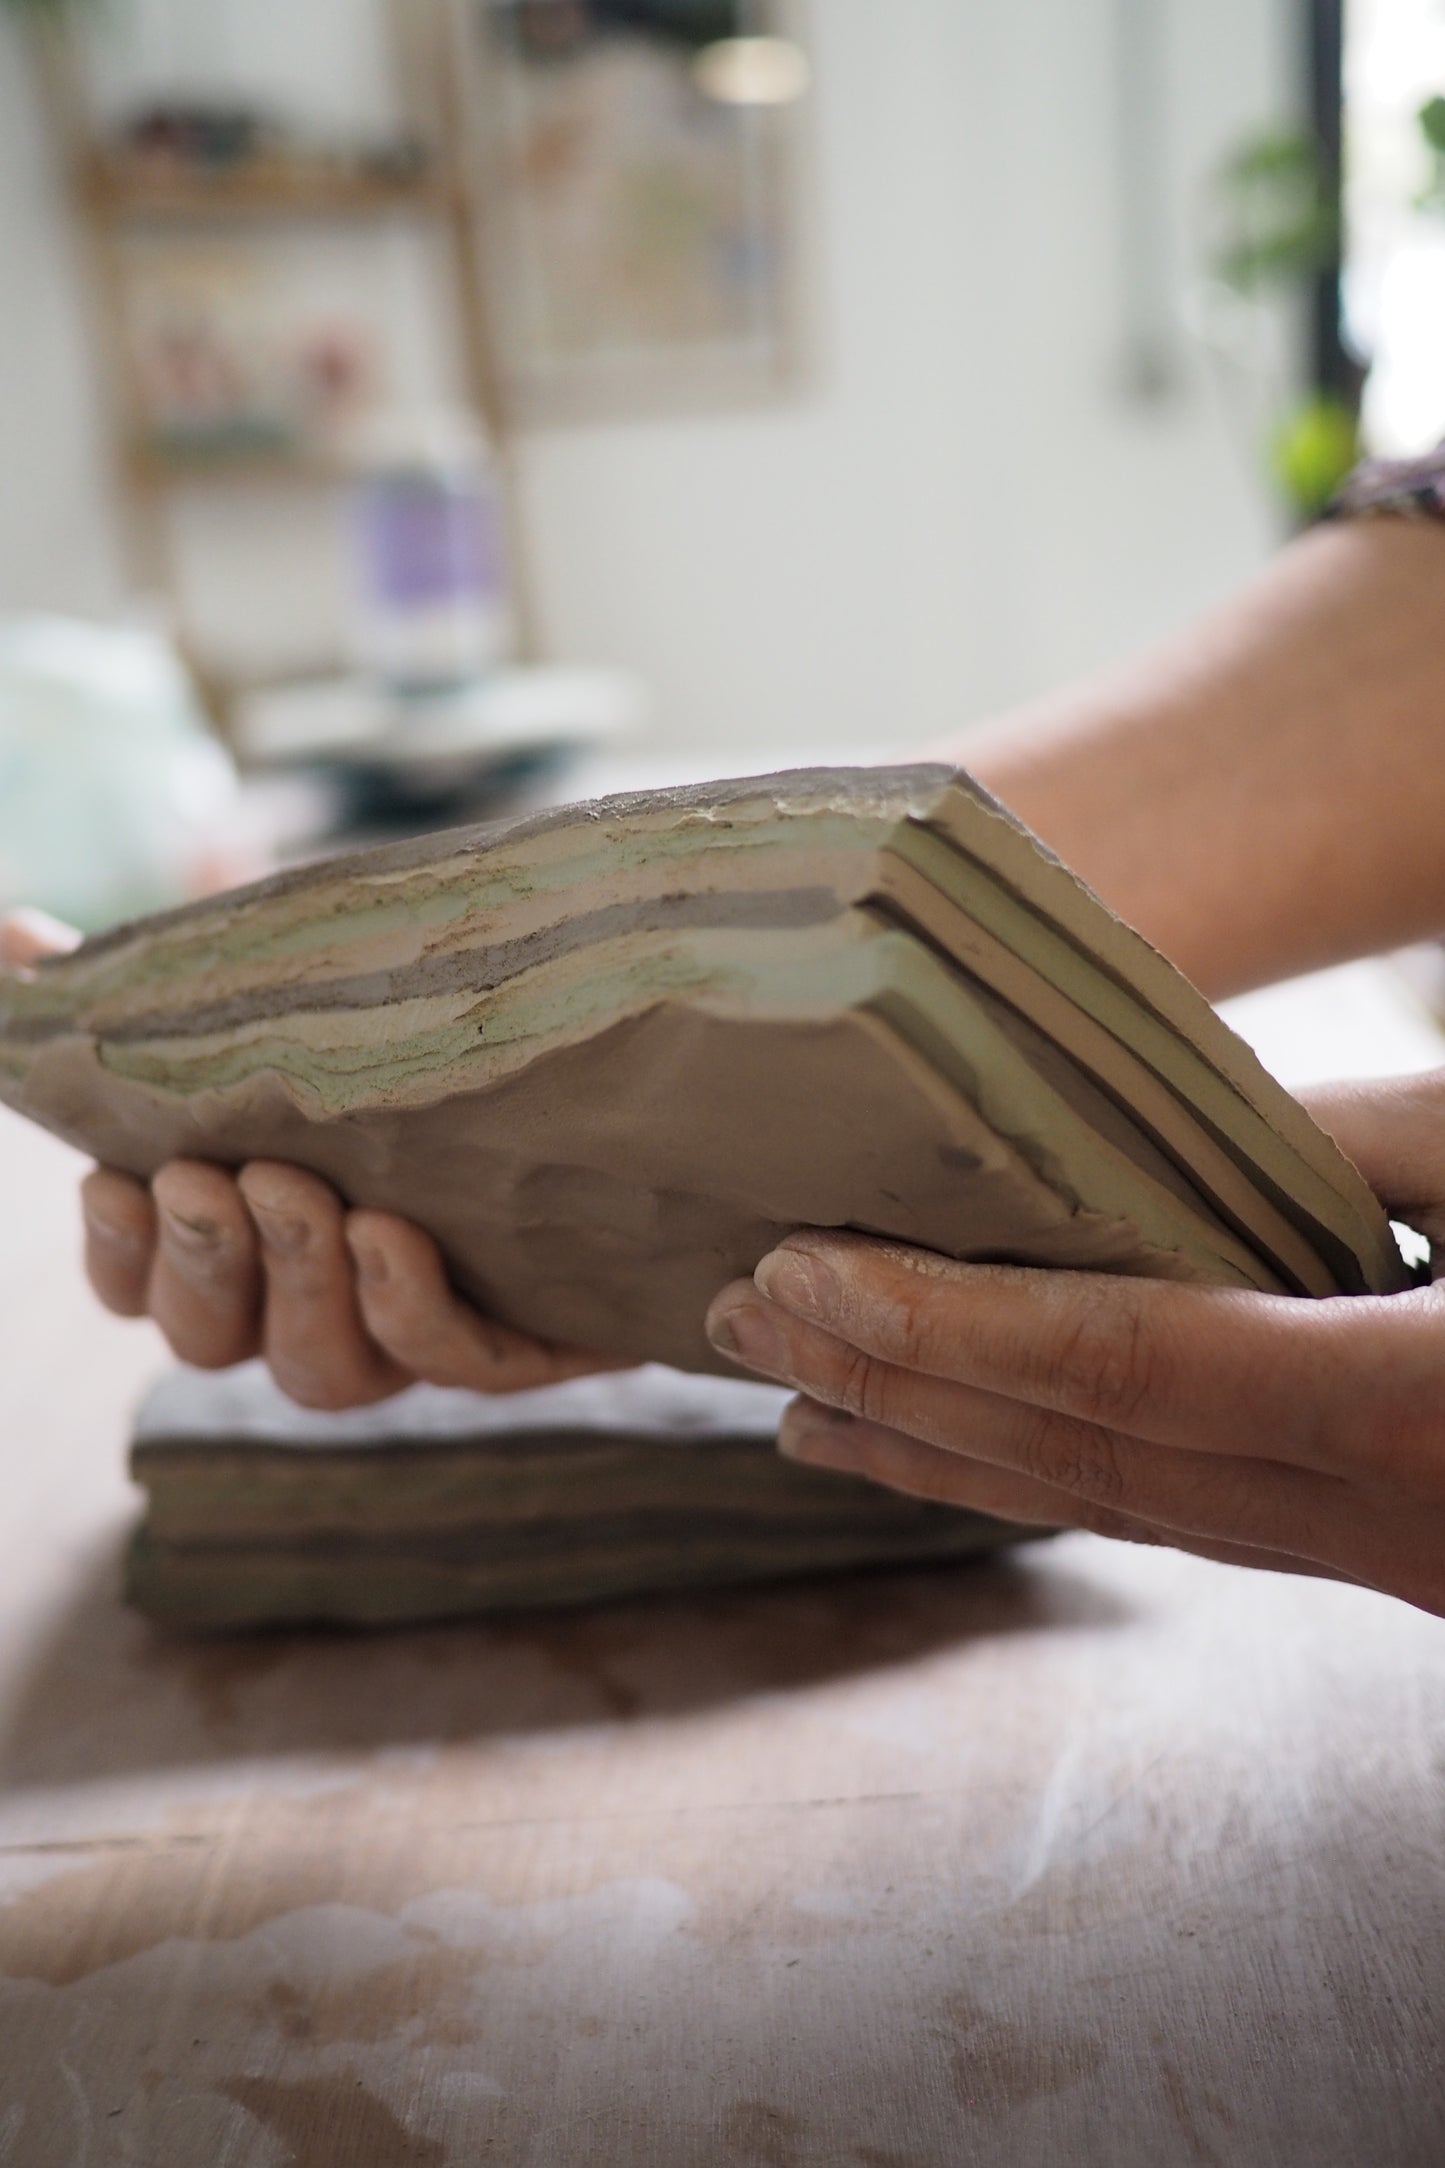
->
[[1419, 94, 1445, 153], [1269, 395, 1360, 518], [1206, 125, 1338, 292]]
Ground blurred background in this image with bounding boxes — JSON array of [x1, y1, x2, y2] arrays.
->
[[0, 0, 1441, 932]]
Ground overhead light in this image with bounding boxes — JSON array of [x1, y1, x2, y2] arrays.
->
[[692, 36, 811, 107]]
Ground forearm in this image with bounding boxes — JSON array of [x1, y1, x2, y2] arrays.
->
[[948, 517, 1445, 998]]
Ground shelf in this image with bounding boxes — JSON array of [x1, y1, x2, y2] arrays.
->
[[124, 439, 353, 489], [82, 154, 455, 223]]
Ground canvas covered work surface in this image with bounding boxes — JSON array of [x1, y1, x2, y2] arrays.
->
[[0, 763, 1409, 1388], [126, 1361, 1040, 1630]]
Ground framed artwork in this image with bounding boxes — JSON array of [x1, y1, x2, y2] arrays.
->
[[449, 0, 811, 425]]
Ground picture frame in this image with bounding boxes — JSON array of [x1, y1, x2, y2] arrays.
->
[[447, 0, 812, 427]]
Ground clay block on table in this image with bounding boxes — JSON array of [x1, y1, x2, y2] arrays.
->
[[126, 1363, 1043, 1630]]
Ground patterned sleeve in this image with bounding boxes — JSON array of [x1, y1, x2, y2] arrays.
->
[[1327, 441, 1445, 521]]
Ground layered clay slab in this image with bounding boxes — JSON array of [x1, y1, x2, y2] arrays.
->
[[869, 851, 1337, 1295], [910, 779, 1406, 1292], [0, 766, 1407, 1379], [127, 1363, 1040, 1629]]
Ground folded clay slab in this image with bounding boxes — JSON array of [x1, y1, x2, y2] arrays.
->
[[0, 765, 1408, 1378], [126, 1363, 1043, 1629]]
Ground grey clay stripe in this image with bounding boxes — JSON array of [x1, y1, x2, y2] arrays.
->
[[7, 885, 847, 1048]]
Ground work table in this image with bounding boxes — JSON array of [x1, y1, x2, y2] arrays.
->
[[0, 961, 1442, 2166]]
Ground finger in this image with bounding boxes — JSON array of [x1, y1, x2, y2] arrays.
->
[[708, 1280, 1346, 1563], [238, 1163, 406, 1409], [0, 908, 81, 968], [148, 1161, 262, 1368], [779, 1397, 1077, 1525], [80, 1168, 157, 1317], [743, 1233, 1412, 1476], [346, 1211, 625, 1394], [779, 1400, 1357, 1584], [1300, 1070, 1445, 1238]]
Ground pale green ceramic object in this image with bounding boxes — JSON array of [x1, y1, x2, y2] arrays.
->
[[0, 617, 238, 932]]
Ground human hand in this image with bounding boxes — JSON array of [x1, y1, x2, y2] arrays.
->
[[2, 911, 622, 1408], [704, 1068, 1445, 1616]]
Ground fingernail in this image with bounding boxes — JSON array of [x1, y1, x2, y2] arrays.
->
[[778, 1403, 857, 1465], [705, 1295, 792, 1377], [349, 1239, 387, 1286], [2, 906, 82, 964], [84, 1206, 145, 1253], [159, 1202, 224, 1252], [755, 1243, 840, 1321], [247, 1201, 308, 1255]]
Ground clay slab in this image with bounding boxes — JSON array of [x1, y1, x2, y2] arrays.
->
[[127, 1363, 1038, 1628], [0, 767, 1406, 1380], [914, 780, 1406, 1291]]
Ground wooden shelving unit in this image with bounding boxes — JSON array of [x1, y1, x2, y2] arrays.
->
[[79, 152, 458, 225], [120, 438, 355, 491], [34, 2, 527, 723]]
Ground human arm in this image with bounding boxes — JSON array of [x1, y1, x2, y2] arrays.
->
[[955, 515, 1445, 997], [695, 500, 1445, 1611]]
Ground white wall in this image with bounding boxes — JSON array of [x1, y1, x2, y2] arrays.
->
[[514, 0, 1297, 759], [0, 0, 1295, 761], [0, 18, 125, 619]]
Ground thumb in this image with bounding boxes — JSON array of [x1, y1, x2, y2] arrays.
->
[[0, 909, 81, 970], [1297, 1068, 1445, 1238]]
